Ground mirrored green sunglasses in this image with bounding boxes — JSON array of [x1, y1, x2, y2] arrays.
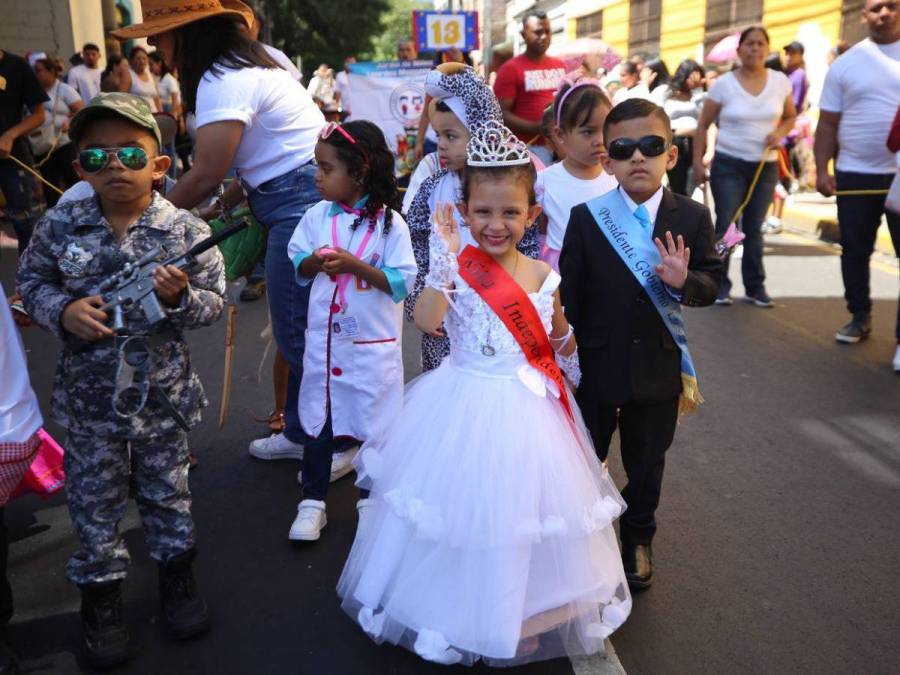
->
[[78, 147, 149, 173]]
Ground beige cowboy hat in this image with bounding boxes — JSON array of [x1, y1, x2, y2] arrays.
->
[[110, 0, 253, 40]]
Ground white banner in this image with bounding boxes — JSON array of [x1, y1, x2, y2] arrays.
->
[[346, 60, 432, 152]]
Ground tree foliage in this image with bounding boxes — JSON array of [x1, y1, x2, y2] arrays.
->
[[247, 0, 390, 77], [367, 0, 433, 62]]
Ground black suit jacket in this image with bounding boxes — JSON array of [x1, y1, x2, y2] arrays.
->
[[559, 188, 722, 406]]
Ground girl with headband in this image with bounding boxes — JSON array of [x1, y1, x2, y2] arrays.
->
[[405, 63, 541, 372], [535, 73, 616, 271], [285, 121, 417, 542]]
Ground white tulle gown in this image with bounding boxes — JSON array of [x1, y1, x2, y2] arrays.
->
[[337, 270, 632, 667]]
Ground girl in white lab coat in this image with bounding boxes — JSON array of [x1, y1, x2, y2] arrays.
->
[[286, 120, 417, 542]]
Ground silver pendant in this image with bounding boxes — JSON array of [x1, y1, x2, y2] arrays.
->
[[481, 344, 496, 357]]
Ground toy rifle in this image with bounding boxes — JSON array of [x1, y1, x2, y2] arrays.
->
[[97, 220, 248, 427]]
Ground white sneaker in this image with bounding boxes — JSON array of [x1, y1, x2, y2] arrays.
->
[[296, 446, 360, 485], [356, 498, 375, 532], [893, 345, 900, 374], [248, 433, 304, 461], [288, 499, 326, 541]]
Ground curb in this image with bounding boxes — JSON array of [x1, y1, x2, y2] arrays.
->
[[571, 640, 627, 675]]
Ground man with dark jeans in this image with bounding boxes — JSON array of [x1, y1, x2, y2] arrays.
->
[[815, 0, 900, 371], [0, 49, 47, 255]]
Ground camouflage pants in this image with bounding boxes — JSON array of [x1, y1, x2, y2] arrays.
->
[[63, 428, 195, 585]]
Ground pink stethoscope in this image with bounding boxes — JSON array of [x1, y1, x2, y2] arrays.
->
[[322, 211, 375, 315]]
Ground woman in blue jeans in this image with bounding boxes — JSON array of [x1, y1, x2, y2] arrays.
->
[[693, 26, 797, 307], [114, 0, 356, 538]]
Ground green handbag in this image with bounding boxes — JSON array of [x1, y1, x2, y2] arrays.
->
[[207, 206, 267, 281]]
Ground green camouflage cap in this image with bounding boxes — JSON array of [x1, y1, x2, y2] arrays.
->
[[69, 93, 163, 149]]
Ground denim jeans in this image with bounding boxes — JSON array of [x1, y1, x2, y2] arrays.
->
[[709, 152, 778, 296], [836, 171, 900, 339], [247, 163, 320, 444], [0, 157, 35, 255]]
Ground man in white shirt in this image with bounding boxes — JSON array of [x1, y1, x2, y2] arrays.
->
[[335, 56, 355, 117], [66, 43, 102, 103], [815, 0, 900, 371]]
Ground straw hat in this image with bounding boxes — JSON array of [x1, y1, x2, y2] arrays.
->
[[110, 0, 253, 39]]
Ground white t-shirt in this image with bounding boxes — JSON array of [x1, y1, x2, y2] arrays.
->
[[707, 70, 792, 161], [130, 70, 159, 112], [535, 162, 618, 250], [664, 95, 702, 134], [66, 63, 101, 103], [0, 280, 43, 445], [196, 65, 325, 189], [613, 83, 651, 106], [819, 38, 900, 174], [335, 70, 351, 112], [262, 43, 302, 82], [403, 151, 442, 214], [155, 72, 180, 112], [37, 80, 81, 147]]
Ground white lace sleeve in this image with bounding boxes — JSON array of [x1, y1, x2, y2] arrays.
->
[[424, 226, 459, 291]]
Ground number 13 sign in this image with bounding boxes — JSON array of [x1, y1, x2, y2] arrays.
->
[[413, 11, 479, 52]]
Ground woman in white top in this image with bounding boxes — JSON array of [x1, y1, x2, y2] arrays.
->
[[148, 51, 181, 115], [693, 26, 797, 307], [663, 59, 705, 196], [30, 58, 83, 205], [129, 46, 161, 113], [113, 0, 326, 469]]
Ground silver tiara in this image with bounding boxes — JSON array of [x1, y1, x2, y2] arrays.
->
[[466, 120, 532, 167]]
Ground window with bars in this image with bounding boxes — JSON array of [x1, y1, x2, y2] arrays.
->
[[704, 0, 763, 49], [840, 0, 868, 45], [629, 0, 661, 56], [576, 10, 603, 38]]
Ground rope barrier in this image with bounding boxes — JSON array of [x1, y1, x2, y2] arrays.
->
[[6, 155, 64, 196], [775, 151, 888, 198]]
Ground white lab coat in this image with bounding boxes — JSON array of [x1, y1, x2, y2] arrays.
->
[[287, 201, 417, 441]]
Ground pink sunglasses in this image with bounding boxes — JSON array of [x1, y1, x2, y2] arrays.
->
[[319, 122, 369, 165]]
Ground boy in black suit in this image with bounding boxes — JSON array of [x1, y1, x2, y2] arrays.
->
[[560, 99, 722, 590]]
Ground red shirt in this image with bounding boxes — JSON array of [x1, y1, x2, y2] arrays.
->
[[493, 54, 566, 143]]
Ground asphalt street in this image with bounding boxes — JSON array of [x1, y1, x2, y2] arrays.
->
[[1, 225, 898, 674]]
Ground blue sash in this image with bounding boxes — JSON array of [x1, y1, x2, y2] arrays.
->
[[585, 189, 703, 412]]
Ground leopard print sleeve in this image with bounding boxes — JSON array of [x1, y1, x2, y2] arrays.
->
[[403, 170, 447, 322]]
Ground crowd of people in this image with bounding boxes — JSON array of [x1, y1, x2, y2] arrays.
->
[[0, 0, 897, 671]]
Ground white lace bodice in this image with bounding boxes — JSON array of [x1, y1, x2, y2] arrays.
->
[[444, 271, 559, 358]]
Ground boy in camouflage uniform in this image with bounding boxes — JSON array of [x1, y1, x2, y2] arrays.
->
[[16, 93, 225, 668]]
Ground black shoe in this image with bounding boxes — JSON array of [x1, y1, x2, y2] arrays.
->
[[0, 636, 21, 674], [745, 289, 774, 308], [159, 549, 209, 640], [835, 314, 872, 344], [239, 280, 266, 302], [79, 581, 132, 669], [622, 544, 653, 590]]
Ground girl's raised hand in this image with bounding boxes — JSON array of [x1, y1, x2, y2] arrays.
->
[[432, 203, 461, 254]]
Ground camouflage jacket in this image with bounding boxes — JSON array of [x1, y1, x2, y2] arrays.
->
[[16, 192, 226, 438]]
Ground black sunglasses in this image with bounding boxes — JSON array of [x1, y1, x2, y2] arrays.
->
[[607, 135, 669, 161], [78, 147, 149, 173]]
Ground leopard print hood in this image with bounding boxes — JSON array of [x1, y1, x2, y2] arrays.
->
[[424, 63, 503, 132]]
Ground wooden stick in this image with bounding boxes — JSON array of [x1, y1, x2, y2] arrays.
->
[[218, 304, 237, 429]]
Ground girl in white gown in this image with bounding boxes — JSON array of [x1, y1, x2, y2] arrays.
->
[[337, 122, 631, 667]]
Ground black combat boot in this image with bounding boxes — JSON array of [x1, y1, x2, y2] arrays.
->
[[78, 581, 132, 668], [158, 549, 209, 639]]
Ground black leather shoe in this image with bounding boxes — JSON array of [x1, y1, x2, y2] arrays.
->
[[159, 549, 210, 640], [79, 581, 132, 669], [622, 544, 653, 590]]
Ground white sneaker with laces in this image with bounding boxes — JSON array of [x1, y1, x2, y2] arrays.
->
[[893, 345, 900, 374], [288, 499, 326, 541], [248, 433, 304, 461], [296, 446, 360, 485]]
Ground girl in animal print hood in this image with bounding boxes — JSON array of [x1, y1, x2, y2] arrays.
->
[[405, 63, 541, 371]]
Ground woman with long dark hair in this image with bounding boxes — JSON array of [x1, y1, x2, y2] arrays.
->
[[663, 59, 705, 195], [693, 26, 797, 307], [113, 1, 327, 473]]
